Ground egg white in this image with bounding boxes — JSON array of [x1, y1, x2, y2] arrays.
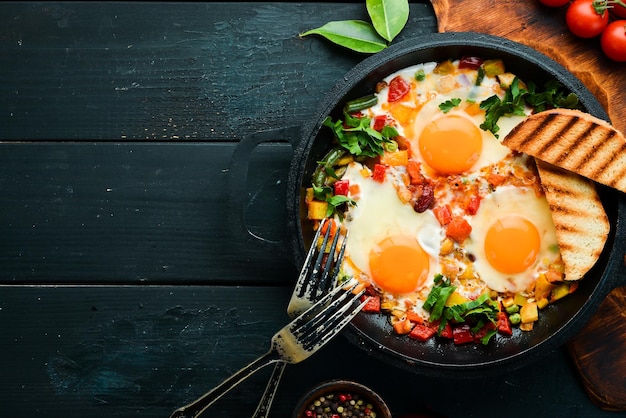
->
[[340, 162, 442, 293], [370, 63, 530, 177], [465, 185, 559, 293]]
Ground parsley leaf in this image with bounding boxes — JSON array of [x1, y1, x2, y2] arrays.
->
[[479, 77, 580, 138], [323, 112, 397, 158], [439, 98, 462, 113], [423, 275, 456, 321], [423, 275, 500, 345], [312, 184, 355, 219]]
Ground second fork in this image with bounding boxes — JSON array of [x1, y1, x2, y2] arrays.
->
[[253, 219, 349, 418]]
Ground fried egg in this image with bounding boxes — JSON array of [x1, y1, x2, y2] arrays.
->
[[370, 63, 528, 177], [465, 185, 559, 293], [317, 58, 566, 336], [340, 162, 442, 295]]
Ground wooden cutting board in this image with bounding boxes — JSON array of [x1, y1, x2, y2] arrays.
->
[[430, 0, 626, 411]]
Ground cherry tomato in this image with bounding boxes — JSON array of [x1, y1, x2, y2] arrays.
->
[[538, 0, 570, 7], [601, 20, 626, 61], [565, 0, 610, 38], [610, 2, 626, 18]]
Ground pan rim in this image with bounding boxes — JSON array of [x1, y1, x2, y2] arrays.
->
[[287, 32, 622, 377]]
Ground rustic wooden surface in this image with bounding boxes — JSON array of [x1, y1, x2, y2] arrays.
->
[[430, 0, 626, 410], [568, 289, 626, 411], [431, 0, 626, 135], [0, 1, 622, 417]]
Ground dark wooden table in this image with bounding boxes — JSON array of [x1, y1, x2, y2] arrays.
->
[[0, 2, 620, 417]]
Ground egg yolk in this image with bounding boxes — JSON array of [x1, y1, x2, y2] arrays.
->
[[369, 235, 429, 294], [484, 215, 541, 274], [418, 114, 482, 174]]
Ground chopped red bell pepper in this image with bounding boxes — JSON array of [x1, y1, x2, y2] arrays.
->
[[433, 204, 452, 226], [458, 56, 484, 70], [428, 320, 453, 339], [473, 322, 497, 343], [408, 324, 437, 342], [438, 321, 453, 339], [406, 160, 424, 184], [452, 324, 474, 345], [446, 216, 472, 243], [406, 310, 425, 325], [333, 179, 350, 196], [487, 172, 507, 187], [361, 295, 381, 313], [373, 115, 388, 131], [388, 76, 410, 102], [464, 193, 481, 215], [393, 318, 414, 335], [372, 164, 387, 183], [497, 311, 513, 336]]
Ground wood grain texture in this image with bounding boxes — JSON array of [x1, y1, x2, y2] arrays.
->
[[430, 0, 626, 137], [567, 288, 626, 411], [0, 141, 297, 284], [0, 2, 620, 417], [430, 0, 626, 410], [0, 2, 438, 141], [0, 285, 618, 418]]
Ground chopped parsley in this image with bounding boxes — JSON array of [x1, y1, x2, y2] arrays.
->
[[439, 98, 462, 113], [479, 77, 580, 138], [423, 275, 500, 345], [322, 112, 399, 158]]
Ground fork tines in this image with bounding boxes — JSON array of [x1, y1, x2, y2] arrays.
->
[[296, 219, 348, 302], [290, 280, 367, 352]]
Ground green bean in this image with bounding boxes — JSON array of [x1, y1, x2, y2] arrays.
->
[[312, 147, 345, 187], [343, 94, 378, 114]]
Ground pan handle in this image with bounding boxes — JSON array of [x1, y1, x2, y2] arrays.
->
[[227, 126, 301, 259]]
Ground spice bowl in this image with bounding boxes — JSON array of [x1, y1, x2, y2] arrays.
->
[[292, 379, 392, 418]]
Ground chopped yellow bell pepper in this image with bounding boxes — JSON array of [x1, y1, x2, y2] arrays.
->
[[520, 302, 538, 324], [307, 200, 328, 220], [445, 291, 470, 307], [380, 149, 409, 167]]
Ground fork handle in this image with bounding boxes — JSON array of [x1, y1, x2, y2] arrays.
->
[[251, 361, 287, 418], [169, 350, 280, 418]]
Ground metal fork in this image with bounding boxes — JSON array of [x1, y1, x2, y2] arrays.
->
[[169, 279, 366, 418], [252, 219, 348, 417]]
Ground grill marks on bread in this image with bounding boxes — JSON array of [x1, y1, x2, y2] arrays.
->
[[535, 160, 609, 281], [502, 108, 617, 281], [503, 108, 626, 193]]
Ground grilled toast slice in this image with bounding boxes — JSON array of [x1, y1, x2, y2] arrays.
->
[[535, 160, 609, 281], [503, 108, 626, 193]]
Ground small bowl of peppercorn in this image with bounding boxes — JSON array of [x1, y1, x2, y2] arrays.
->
[[292, 379, 392, 418]]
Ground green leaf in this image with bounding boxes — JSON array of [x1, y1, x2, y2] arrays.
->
[[327, 195, 355, 208], [324, 112, 390, 158], [439, 98, 462, 113], [380, 125, 399, 139], [300, 20, 388, 54], [366, 0, 410, 42]]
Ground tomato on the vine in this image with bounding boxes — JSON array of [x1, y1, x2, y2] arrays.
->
[[566, 0, 610, 38], [610, 2, 626, 18], [538, 0, 571, 7], [601, 20, 626, 61]]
